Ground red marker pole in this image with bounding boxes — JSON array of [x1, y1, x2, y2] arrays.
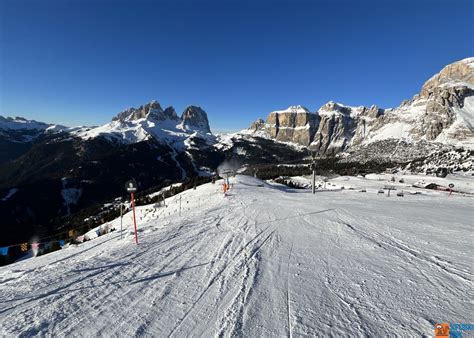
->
[[131, 192, 139, 244]]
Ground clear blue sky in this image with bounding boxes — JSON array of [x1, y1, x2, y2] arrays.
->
[[1, 0, 473, 132]]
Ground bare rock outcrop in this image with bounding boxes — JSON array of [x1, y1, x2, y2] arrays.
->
[[310, 102, 357, 154], [181, 106, 211, 133], [417, 58, 474, 140], [113, 101, 174, 122], [264, 106, 319, 146], [249, 119, 265, 131]]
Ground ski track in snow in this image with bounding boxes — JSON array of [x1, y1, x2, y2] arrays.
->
[[0, 175, 472, 336]]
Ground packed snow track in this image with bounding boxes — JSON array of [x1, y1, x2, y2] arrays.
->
[[1, 175, 472, 336]]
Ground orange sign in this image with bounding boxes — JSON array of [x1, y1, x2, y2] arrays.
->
[[435, 323, 449, 337]]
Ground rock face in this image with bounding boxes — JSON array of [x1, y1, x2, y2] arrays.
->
[[250, 57, 474, 154], [113, 101, 180, 122], [181, 106, 211, 133], [421, 58, 474, 97], [257, 102, 385, 153], [416, 59, 474, 140], [249, 119, 265, 132], [264, 106, 319, 146], [163, 106, 179, 120], [311, 102, 357, 154]]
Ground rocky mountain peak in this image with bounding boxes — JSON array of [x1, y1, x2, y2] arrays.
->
[[249, 118, 265, 131], [319, 101, 352, 115], [111, 100, 183, 123], [421, 57, 474, 97], [181, 106, 211, 133], [112, 101, 160, 122], [146, 101, 164, 119], [163, 106, 178, 120], [359, 104, 384, 118], [271, 105, 311, 114]]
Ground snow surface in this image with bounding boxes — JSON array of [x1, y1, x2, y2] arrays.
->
[[434, 95, 474, 148], [281, 172, 474, 194], [270, 105, 311, 114], [367, 121, 415, 143], [0, 175, 472, 336], [457, 95, 474, 130]]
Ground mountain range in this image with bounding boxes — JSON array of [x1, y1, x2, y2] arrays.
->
[[1, 57, 473, 247], [247, 57, 473, 151]]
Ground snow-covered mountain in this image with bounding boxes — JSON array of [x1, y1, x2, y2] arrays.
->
[[73, 101, 214, 148], [0, 116, 52, 132], [0, 116, 75, 164], [0, 116, 71, 143], [3, 57, 472, 162], [245, 57, 474, 153]]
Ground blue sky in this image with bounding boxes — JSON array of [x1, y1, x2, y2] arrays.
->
[[1, 0, 473, 132]]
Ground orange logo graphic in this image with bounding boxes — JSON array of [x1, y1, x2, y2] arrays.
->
[[435, 323, 450, 337]]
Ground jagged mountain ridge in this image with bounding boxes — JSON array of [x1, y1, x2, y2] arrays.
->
[[3, 57, 472, 160], [247, 57, 474, 153], [74, 101, 212, 147]]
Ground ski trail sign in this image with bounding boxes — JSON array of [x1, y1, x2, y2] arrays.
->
[[125, 179, 139, 244]]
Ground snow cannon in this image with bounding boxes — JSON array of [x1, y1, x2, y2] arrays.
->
[[219, 169, 235, 194]]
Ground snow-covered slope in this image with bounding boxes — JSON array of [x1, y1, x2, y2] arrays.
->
[[1, 175, 471, 336]]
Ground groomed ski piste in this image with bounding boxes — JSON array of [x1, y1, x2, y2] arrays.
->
[[1, 174, 472, 336]]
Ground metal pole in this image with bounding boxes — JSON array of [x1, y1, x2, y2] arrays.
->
[[120, 203, 123, 240], [131, 192, 138, 244], [312, 167, 316, 194]]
